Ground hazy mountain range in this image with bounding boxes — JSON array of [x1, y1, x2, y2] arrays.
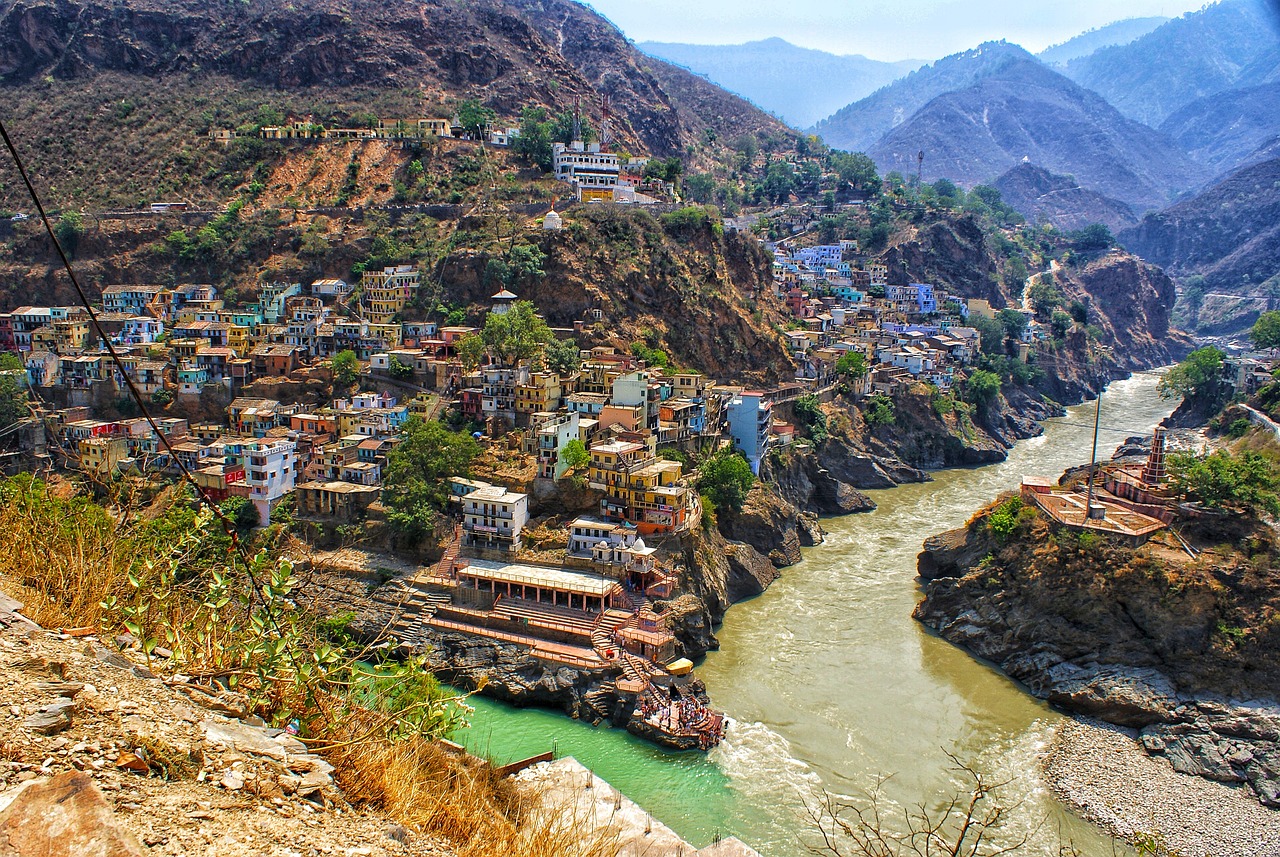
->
[[638, 38, 920, 128]]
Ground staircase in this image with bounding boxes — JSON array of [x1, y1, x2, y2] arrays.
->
[[386, 579, 452, 652], [589, 608, 632, 656], [433, 523, 464, 579], [583, 680, 617, 716]]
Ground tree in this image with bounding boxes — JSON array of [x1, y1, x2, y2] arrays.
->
[[828, 151, 879, 191], [970, 314, 1006, 356], [684, 173, 716, 204], [696, 449, 755, 514], [388, 356, 414, 381], [53, 211, 85, 257], [863, 394, 895, 426], [481, 300, 554, 366], [454, 99, 495, 139], [1028, 279, 1063, 320], [381, 418, 480, 541], [1050, 309, 1073, 339], [331, 350, 360, 387], [794, 393, 829, 444], [762, 160, 796, 204], [513, 107, 554, 172], [545, 337, 582, 377], [456, 333, 488, 370], [220, 496, 259, 530], [0, 360, 28, 431], [1158, 347, 1227, 403], [835, 351, 868, 380], [560, 439, 589, 472], [1251, 311, 1280, 352], [1070, 223, 1115, 257], [997, 308, 1028, 343], [643, 157, 684, 185], [1168, 449, 1280, 518], [964, 369, 1002, 412]]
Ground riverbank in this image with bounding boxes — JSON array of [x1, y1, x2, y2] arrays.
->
[[1044, 717, 1280, 857]]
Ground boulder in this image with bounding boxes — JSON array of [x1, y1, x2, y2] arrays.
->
[[0, 771, 145, 857], [1045, 666, 1177, 727]]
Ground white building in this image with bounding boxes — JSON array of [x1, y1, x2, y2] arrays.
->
[[462, 485, 529, 555], [226, 440, 297, 525], [552, 142, 620, 200]]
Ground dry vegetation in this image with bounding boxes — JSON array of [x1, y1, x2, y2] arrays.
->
[[0, 473, 621, 857]]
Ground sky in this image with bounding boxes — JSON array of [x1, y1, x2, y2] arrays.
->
[[577, 0, 1214, 62]]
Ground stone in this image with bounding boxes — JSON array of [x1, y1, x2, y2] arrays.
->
[[0, 770, 146, 856], [1163, 734, 1245, 783], [34, 681, 84, 698], [385, 825, 410, 844], [114, 753, 150, 775], [90, 647, 132, 671], [220, 771, 245, 791], [203, 720, 289, 761], [23, 700, 74, 736], [1045, 666, 1177, 728]]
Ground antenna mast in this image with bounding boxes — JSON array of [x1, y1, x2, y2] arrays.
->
[[600, 93, 612, 151]]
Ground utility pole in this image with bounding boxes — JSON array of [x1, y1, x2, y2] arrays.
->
[[1084, 392, 1104, 520], [916, 150, 924, 185]]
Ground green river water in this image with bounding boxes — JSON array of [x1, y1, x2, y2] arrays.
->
[[451, 372, 1176, 856]]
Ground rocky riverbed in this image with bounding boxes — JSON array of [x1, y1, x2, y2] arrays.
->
[[1044, 717, 1280, 857]]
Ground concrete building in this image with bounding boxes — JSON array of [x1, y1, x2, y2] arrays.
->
[[461, 484, 529, 555], [725, 391, 772, 475], [225, 439, 297, 525], [552, 141, 620, 201]]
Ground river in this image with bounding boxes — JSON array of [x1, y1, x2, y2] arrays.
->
[[452, 371, 1176, 856]]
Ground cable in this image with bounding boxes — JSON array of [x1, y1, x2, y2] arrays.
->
[[0, 119, 266, 605]]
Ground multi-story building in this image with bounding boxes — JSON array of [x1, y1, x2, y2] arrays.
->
[[10, 307, 52, 350], [552, 141, 620, 202], [515, 370, 563, 424], [587, 441, 691, 534], [224, 439, 297, 525], [79, 436, 130, 478], [533, 411, 581, 480], [481, 365, 527, 424], [725, 391, 772, 475], [461, 484, 529, 555], [360, 266, 419, 324]]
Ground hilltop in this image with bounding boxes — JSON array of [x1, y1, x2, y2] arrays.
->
[[0, 0, 789, 211], [862, 50, 1209, 213], [992, 163, 1139, 233], [1036, 17, 1169, 67]]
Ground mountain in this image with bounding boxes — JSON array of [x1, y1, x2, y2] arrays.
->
[[1062, 0, 1280, 128], [992, 163, 1138, 233], [1160, 81, 1280, 177], [504, 0, 792, 160], [1037, 17, 1169, 67], [1119, 157, 1280, 288], [812, 41, 1031, 155], [860, 48, 1210, 213], [637, 38, 919, 128], [0, 0, 790, 210]]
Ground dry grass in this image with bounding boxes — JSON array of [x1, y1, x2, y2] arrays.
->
[[320, 709, 621, 857]]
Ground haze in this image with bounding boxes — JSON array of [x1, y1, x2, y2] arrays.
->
[[581, 0, 1213, 61]]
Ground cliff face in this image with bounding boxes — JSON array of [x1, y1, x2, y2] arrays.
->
[[993, 163, 1139, 234], [916, 495, 1280, 806]]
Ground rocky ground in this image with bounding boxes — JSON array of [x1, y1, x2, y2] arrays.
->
[[0, 593, 452, 857], [1044, 717, 1280, 857]]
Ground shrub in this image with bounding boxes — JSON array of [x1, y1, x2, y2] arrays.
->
[[696, 449, 755, 515], [863, 394, 895, 426], [987, 496, 1024, 543]]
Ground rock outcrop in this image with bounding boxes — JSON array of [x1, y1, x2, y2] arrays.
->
[[915, 483, 1280, 806]]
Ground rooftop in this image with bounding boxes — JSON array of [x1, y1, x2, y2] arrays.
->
[[458, 559, 619, 598]]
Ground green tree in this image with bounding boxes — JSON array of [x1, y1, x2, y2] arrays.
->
[[506, 244, 546, 284], [828, 151, 880, 191], [835, 351, 868, 380], [1028, 280, 1063, 320], [997, 308, 1028, 343], [382, 418, 480, 541], [793, 393, 829, 444], [1168, 449, 1280, 517], [1251, 310, 1280, 351], [697, 449, 755, 514], [863, 394, 896, 426], [219, 496, 259, 530], [456, 333, 488, 370], [0, 360, 28, 431], [53, 211, 85, 256], [561, 439, 589, 472], [387, 356, 414, 381], [1158, 347, 1228, 403], [545, 337, 581, 377], [684, 173, 716, 204], [1070, 223, 1115, 258], [331, 350, 360, 387], [481, 300, 554, 366], [965, 369, 1002, 411], [1050, 309, 1073, 339], [455, 99, 496, 139], [513, 107, 554, 171], [762, 160, 796, 204], [971, 314, 1007, 355]]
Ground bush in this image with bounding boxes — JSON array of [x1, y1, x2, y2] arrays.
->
[[793, 393, 828, 444], [1168, 449, 1280, 517], [219, 496, 259, 529], [863, 394, 895, 426], [987, 496, 1024, 542], [696, 449, 755, 515]]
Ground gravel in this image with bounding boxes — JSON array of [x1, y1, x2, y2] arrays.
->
[[1043, 716, 1280, 857]]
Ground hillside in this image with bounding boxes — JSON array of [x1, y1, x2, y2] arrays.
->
[[638, 38, 919, 128], [0, 0, 787, 211], [864, 53, 1209, 213], [1036, 17, 1169, 67], [993, 163, 1139, 233], [812, 41, 1029, 155], [1119, 157, 1280, 332], [1159, 81, 1280, 177], [1062, 0, 1280, 127]]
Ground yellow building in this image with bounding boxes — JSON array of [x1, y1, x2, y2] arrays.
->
[[515, 371, 563, 420], [226, 325, 251, 357], [360, 266, 419, 324], [587, 440, 690, 534], [79, 436, 130, 478]]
